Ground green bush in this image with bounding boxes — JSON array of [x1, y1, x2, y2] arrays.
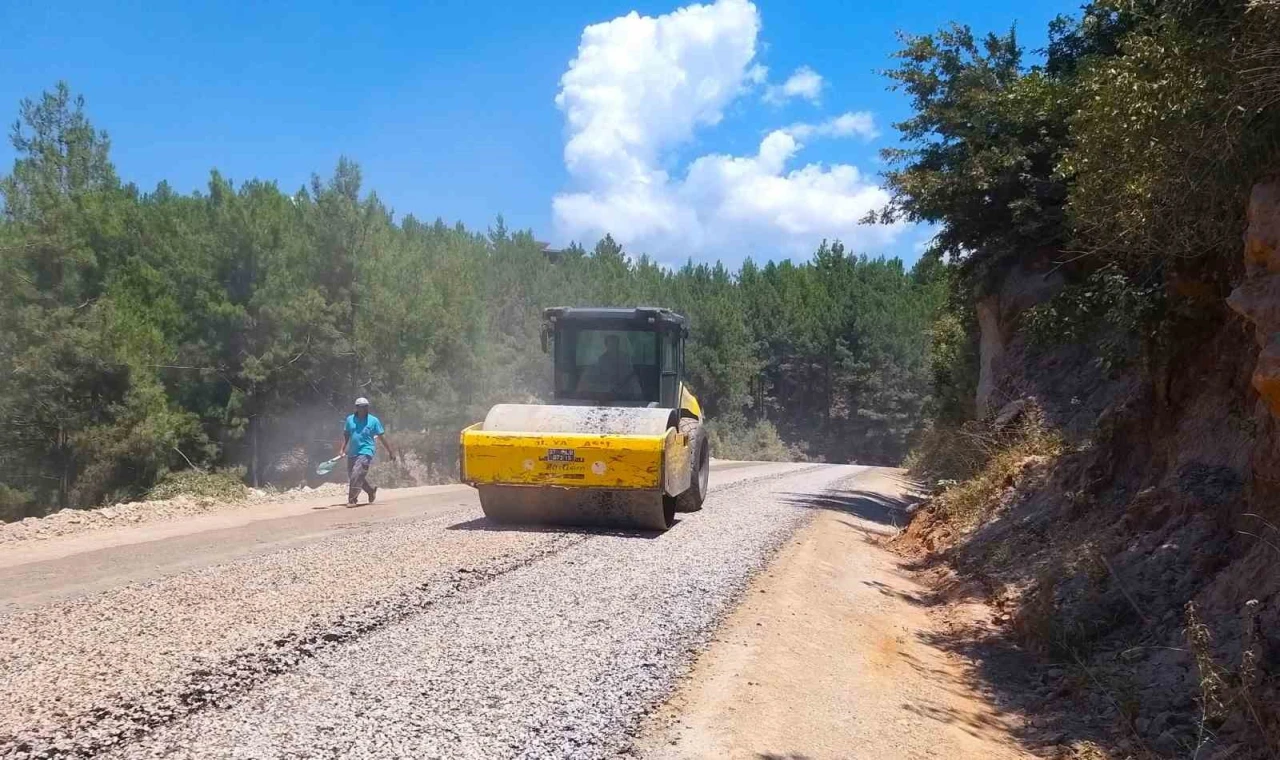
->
[[925, 304, 979, 426], [1023, 265, 1163, 372], [148, 467, 249, 502], [0, 484, 34, 523], [707, 415, 804, 462]]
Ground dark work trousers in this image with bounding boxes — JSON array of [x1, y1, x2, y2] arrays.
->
[[347, 454, 376, 503]]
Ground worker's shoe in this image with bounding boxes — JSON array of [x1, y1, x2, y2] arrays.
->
[[368, 487, 378, 504]]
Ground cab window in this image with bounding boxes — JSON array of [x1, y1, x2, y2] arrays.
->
[[554, 327, 659, 402]]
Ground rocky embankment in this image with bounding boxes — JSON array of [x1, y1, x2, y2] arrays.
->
[[901, 177, 1280, 759]]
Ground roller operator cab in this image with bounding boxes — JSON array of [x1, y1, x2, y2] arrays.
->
[[459, 307, 710, 531]]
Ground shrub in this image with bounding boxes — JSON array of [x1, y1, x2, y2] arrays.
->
[[148, 467, 249, 502], [929, 409, 1064, 529], [706, 415, 804, 462], [906, 405, 1064, 529], [903, 421, 989, 484], [0, 484, 34, 523], [1023, 265, 1163, 373]]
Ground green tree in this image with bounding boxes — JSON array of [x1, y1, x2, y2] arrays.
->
[[873, 25, 1073, 290]]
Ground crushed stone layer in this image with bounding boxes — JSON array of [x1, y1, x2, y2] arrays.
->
[[1, 463, 823, 759], [1, 505, 547, 755], [98, 464, 853, 760]]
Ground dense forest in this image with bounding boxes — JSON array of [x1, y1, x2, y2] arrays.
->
[[0, 85, 941, 520]]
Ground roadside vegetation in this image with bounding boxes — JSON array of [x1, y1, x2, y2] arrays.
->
[[907, 406, 1064, 530], [705, 415, 805, 463], [895, 0, 1280, 541], [888, 0, 1280, 438]]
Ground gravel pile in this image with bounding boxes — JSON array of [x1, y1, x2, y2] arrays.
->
[[0, 485, 349, 546], [100, 464, 855, 760]]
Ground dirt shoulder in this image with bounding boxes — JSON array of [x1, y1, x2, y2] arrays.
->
[[0, 483, 470, 570], [634, 468, 1030, 760]]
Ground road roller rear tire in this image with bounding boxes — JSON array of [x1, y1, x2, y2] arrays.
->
[[675, 430, 709, 513]]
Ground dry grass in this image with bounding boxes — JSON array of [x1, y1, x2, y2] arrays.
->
[[927, 410, 1065, 530], [902, 422, 988, 483], [1068, 740, 1114, 759], [1183, 599, 1280, 759]]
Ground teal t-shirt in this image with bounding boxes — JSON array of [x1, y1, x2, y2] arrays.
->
[[344, 413, 384, 457]]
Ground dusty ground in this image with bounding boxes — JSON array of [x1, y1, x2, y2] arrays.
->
[[635, 469, 1029, 760]]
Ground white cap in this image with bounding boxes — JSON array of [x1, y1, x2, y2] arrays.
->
[[354, 397, 370, 407]]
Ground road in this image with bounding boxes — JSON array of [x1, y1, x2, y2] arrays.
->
[[0, 460, 769, 611], [2, 461, 867, 759]]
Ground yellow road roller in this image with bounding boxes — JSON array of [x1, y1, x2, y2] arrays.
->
[[459, 307, 709, 531]]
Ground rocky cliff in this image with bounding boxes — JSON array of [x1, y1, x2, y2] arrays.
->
[[907, 179, 1280, 758]]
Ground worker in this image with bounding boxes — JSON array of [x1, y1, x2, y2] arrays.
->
[[338, 397, 396, 507], [578, 334, 642, 397]]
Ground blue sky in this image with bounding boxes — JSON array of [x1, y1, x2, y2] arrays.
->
[[1, 0, 1074, 266]]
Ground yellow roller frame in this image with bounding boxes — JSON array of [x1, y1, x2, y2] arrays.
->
[[459, 424, 672, 490]]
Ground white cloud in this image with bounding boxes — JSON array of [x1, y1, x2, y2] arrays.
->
[[763, 65, 824, 105], [554, 0, 760, 191], [552, 0, 904, 265], [676, 129, 898, 254], [784, 111, 879, 141]]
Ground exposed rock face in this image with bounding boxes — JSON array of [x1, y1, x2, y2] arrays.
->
[[1227, 178, 1280, 416], [975, 261, 1065, 416], [976, 295, 1003, 417]]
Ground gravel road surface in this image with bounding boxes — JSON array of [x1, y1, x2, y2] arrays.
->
[[1, 461, 863, 759]]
